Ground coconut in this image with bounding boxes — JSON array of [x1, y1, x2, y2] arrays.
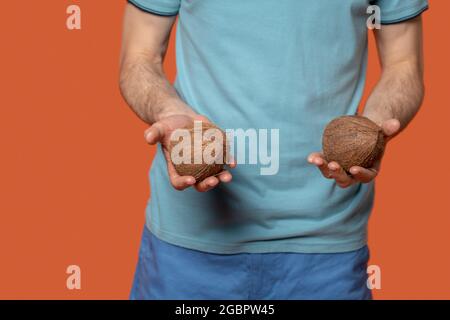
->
[[169, 122, 227, 182], [322, 115, 385, 172]]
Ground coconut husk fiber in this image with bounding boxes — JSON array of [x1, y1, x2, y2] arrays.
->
[[322, 115, 385, 172], [169, 122, 227, 182]]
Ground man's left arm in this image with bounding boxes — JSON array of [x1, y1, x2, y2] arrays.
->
[[364, 16, 425, 132], [309, 16, 425, 187]]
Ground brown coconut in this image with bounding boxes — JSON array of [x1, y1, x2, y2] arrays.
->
[[169, 122, 228, 182], [322, 115, 385, 172]]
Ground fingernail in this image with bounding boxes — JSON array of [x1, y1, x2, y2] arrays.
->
[[187, 178, 195, 184]]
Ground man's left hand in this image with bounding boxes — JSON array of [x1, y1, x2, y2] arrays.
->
[[307, 118, 401, 188]]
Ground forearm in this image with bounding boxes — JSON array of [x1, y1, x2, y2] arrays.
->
[[119, 53, 194, 124], [363, 61, 424, 132]]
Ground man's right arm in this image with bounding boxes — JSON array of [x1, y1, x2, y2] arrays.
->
[[119, 3, 234, 192], [119, 3, 195, 124]]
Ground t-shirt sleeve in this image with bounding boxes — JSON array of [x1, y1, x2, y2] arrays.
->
[[128, 0, 181, 16], [371, 0, 429, 24]]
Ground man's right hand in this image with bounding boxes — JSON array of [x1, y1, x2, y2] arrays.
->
[[144, 114, 235, 192]]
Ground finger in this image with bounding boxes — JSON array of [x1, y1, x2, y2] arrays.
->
[[144, 122, 166, 145], [328, 161, 355, 187], [194, 176, 219, 192], [171, 174, 196, 191], [307, 152, 332, 179], [307, 152, 326, 167], [382, 119, 401, 138], [349, 166, 378, 183], [162, 148, 196, 190], [217, 170, 232, 183], [307, 152, 323, 163], [226, 154, 237, 169]]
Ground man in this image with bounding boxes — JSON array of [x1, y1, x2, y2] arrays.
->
[[120, 0, 427, 299]]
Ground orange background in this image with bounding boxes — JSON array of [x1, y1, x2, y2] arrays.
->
[[0, 0, 449, 299]]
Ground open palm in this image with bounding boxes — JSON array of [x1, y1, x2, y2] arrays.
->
[[144, 114, 235, 192]]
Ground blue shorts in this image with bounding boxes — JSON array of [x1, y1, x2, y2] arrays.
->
[[130, 226, 372, 300]]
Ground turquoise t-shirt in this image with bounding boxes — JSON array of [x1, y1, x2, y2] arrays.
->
[[129, 0, 428, 253]]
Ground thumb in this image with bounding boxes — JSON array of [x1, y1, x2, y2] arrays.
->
[[381, 118, 401, 138], [144, 122, 166, 145]]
